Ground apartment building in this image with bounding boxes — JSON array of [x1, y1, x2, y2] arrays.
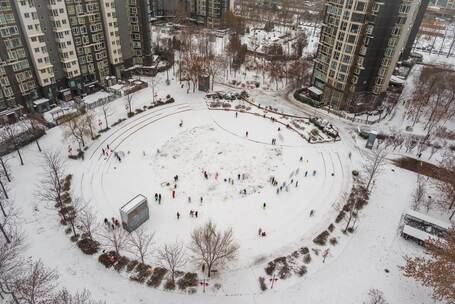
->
[[99, 0, 123, 78], [0, 0, 39, 112], [312, 0, 422, 111], [429, 0, 455, 8], [187, 0, 230, 27]]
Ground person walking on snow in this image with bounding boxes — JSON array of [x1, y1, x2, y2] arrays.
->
[[258, 228, 262, 236], [246, 131, 248, 137], [195, 211, 198, 218], [263, 203, 266, 209], [155, 193, 158, 202], [158, 193, 162, 204], [305, 171, 308, 177], [177, 212, 180, 219], [200, 196, 203, 204], [188, 196, 191, 203], [172, 190, 176, 199], [235, 112, 238, 118]]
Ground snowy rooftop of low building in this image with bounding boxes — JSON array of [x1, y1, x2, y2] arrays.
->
[[308, 86, 323, 96], [402, 225, 440, 242], [33, 98, 50, 106], [83, 91, 112, 105], [110, 84, 124, 91], [405, 209, 451, 230], [120, 194, 147, 214]]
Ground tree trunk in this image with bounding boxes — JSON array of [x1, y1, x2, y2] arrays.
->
[[207, 263, 212, 278], [0, 158, 10, 182], [0, 179, 8, 200], [16, 148, 24, 166], [104, 111, 109, 129], [0, 222, 10, 243]]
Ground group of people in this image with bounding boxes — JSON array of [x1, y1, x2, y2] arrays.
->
[[176, 210, 200, 219], [101, 144, 123, 162], [154, 193, 163, 204], [104, 217, 120, 230]]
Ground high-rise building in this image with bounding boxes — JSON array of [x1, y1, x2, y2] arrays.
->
[[312, 0, 424, 110], [0, 0, 39, 111], [188, 0, 230, 27]]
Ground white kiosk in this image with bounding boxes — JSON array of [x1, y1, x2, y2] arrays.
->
[[120, 194, 149, 232]]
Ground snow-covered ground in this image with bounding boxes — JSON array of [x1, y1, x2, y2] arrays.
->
[[3, 67, 451, 304]]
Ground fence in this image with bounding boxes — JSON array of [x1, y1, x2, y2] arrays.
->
[[84, 93, 121, 110]]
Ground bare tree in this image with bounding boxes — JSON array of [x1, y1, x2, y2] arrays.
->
[[125, 90, 135, 115], [156, 242, 186, 283], [267, 61, 284, 90], [364, 289, 388, 304], [98, 226, 128, 256], [77, 204, 99, 241], [0, 198, 18, 243], [37, 152, 66, 210], [127, 228, 154, 264], [0, 124, 24, 166], [101, 104, 112, 130], [0, 228, 23, 304], [52, 288, 105, 304], [0, 156, 10, 183], [401, 228, 455, 301], [83, 111, 97, 140], [190, 221, 239, 278], [411, 176, 426, 211], [433, 155, 455, 219], [362, 148, 388, 191], [63, 114, 88, 149], [14, 260, 59, 304]]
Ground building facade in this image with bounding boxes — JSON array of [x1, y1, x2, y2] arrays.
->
[[312, 0, 423, 111], [0, 0, 39, 112]]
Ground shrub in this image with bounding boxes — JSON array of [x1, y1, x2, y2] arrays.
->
[[126, 260, 139, 272], [296, 265, 307, 277], [93, 134, 101, 140], [214, 283, 222, 290], [112, 118, 126, 127], [114, 256, 130, 272], [130, 263, 152, 283], [147, 267, 167, 288], [330, 237, 338, 246], [352, 170, 359, 176], [299, 247, 309, 255], [356, 198, 368, 210], [188, 288, 197, 294], [135, 109, 144, 114], [64, 227, 72, 234], [303, 253, 311, 264], [77, 238, 100, 255], [164, 280, 176, 290], [177, 272, 198, 290], [127, 112, 135, 118], [328, 223, 335, 232], [59, 219, 67, 226], [278, 264, 291, 279], [265, 261, 276, 275], [62, 181, 71, 192], [99, 127, 110, 133], [166, 94, 171, 99], [70, 234, 79, 242], [258, 277, 267, 291], [335, 210, 346, 223], [98, 251, 118, 268], [291, 251, 299, 258], [60, 206, 75, 217], [313, 231, 330, 246], [68, 150, 84, 160]]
